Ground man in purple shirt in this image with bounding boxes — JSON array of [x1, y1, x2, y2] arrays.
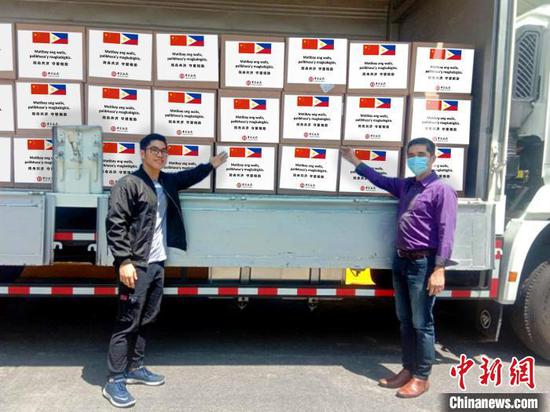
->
[[342, 137, 457, 398]]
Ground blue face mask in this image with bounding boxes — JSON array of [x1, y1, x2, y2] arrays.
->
[[407, 156, 430, 176]]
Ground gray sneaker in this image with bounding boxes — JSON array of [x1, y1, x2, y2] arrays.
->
[[125, 366, 165, 386], [102, 377, 136, 408]]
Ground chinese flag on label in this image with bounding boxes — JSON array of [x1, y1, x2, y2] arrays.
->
[[168, 145, 183, 156]]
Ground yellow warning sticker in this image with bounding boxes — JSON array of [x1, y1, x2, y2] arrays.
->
[[345, 268, 375, 286]]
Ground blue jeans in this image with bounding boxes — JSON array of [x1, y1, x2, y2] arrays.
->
[[392, 255, 436, 379]]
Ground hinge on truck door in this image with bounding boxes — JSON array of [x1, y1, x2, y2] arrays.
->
[[490, 141, 506, 197]]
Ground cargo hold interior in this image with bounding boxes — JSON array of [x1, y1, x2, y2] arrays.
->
[[1, 0, 503, 288]]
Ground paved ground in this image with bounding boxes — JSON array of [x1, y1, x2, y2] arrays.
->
[[0, 297, 548, 411]]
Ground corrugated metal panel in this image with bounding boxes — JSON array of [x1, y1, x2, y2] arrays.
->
[[2, 0, 390, 38]]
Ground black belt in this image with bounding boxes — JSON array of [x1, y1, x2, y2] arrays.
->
[[397, 249, 436, 260]]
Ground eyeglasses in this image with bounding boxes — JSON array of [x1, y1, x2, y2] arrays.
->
[[147, 147, 169, 157]]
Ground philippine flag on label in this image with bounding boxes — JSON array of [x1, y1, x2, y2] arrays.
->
[[426, 100, 458, 111], [359, 97, 391, 109], [233, 98, 266, 110], [103, 142, 136, 154], [102, 88, 137, 100], [229, 147, 262, 158], [168, 145, 199, 156], [363, 44, 395, 56], [31, 83, 66, 95], [297, 96, 329, 107], [294, 147, 326, 159], [437, 148, 452, 159], [168, 92, 201, 104], [27, 139, 53, 150], [355, 149, 386, 161], [32, 31, 68, 44], [170, 34, 204, 47], [103, 32, 139, 45], [238, 42, 272, 54], [302, 38, 334, 50], [429, 48, 462, 60]]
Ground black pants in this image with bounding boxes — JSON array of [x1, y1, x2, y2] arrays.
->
[[107, 261, 165, 377]]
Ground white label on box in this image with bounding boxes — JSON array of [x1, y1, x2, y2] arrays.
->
[[283, 94, 342, 141], [215, 145, 276, 191], [348, 43, 409, 90], [154, 89, 215, 138], [88, 85, 151, 135], [16, 82, 82, 130], [414, 47, 474, 94], [102, 141, 141, 187], [17, 30, 83, 80], [13, 137, 52, 184], [224, 40, 284, 88], [344, 96, 404, 144], [0, 84, 14, 132], [219, 96, 279, 143], [164, 143, 212, 190], [88, 29, 152, 81], [0, 24, 14, 72], [156, 33, 218, 83], [279, 145, 339, 192], [286, 37, 347, 85], [410, 97, 471, 145], [339, 148, 399, 194], [0, 137, 11, 182], [405, 146, 465, 192]]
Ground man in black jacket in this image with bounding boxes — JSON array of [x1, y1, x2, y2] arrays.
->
[[103, 133, 227, 408]]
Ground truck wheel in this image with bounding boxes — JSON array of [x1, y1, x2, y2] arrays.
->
[[511, 261, 550, 360]]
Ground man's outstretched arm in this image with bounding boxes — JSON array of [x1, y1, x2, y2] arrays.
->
[[341, 147, 403, 198], [173, 151, 228, 191]]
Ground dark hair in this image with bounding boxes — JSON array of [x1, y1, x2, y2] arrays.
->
[[140, 133, 167, 151], [407, 137, 435, 156]]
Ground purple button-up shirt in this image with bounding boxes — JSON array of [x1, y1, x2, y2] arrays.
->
[[356, 163, 458, 267]]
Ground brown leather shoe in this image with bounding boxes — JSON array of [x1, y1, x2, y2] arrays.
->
[[378, 369, 412, 389], [396, 377, 430, 398]]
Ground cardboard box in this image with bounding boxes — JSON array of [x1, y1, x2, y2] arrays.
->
[[221, 35, 285, 90], [164, 140, 213, 192], [281, 93, 343, 144], [102, 140, 141, 188], [404, 145, 467, 195], [347, 41, 410, 93], [87, 84, 151, 139], [214, 143, 277, 193], [218, 90, 280, 143], [155, 32, 218, 88], [411, 42, 474, 94], [16, 81, 83, 135], [278, 144, 340, 194], [339, 147, 400, 195], [153, 88, 215, 140], [0, 23, 16, 79], [209, 267, 241, 281], [13, 136, 52, 188], [0, 82, 15, 135], [16, 24, 85, 81], [285, 37, 348, 93], [408, 94, 471, 146], [343, 94, 406, 146], [87, 28, 153, 85], [0, 136, 12, 187], [250, 267, 310, 281]]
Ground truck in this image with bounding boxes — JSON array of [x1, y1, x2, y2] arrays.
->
[[0, 0, 549, 360]]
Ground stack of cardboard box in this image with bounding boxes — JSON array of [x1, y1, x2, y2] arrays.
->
[[340, 41, 410, 195], [407, 43, 475, 195]]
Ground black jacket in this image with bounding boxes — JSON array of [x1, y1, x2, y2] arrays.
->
[[106, 163, 213, 267]]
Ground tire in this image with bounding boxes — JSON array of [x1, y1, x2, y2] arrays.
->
[[511, 261, 550, 360]]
